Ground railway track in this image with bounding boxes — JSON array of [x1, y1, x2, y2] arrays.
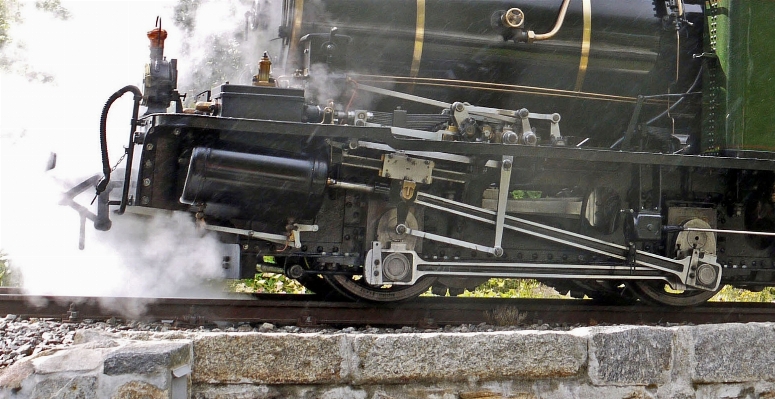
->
[[0, 288, 773, 327]]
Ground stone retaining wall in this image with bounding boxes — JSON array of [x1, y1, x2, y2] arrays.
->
[[2, 323, 775, 398]]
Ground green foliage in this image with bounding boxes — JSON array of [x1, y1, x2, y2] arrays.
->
[[510, 190, 542, 200], [225, 268, 775, 304], [458, 279, 565, 299], [231, 273, 309, 294], [172, 0, 251, 96], [173, 0, 200, 33], [34, 0, 69, 20], [711, 285, 775, 303], [0, 0, 69, 51], [0, 251, 10, 287], [189, 35, 244, 89], [0, 0, 65, 81], [0, 0, 21, 50]]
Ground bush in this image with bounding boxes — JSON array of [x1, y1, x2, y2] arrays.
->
[[711, 285, 775, 302], [458, 279, 564, 299], [0, 252, 9, 287], [230, 273, 308, 294]]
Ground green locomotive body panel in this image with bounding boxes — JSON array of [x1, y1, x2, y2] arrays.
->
[[708, 0, 775, 154]]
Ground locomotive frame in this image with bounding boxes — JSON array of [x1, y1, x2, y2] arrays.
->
[[87, 0, 775, 306]]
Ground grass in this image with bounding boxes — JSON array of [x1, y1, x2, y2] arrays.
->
[[0, 252, 10, 287], [455, 279, 565, 299], [231, 273, 309, 294], [231, 273, 775, 304], [711, 285, 775, 302]]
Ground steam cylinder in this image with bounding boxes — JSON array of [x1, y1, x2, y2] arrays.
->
[[181, 147, 328, 222], [285, 0, 703, 143]]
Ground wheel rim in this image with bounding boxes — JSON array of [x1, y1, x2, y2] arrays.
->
[[296, 274, 341, 297], [324, 274, 436, 302], [573, 281, 637, 305], [293, 259, 345, 300], [628, 281, 719, 306]]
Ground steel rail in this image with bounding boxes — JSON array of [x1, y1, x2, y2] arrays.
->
[[0, 289, 773, 327]]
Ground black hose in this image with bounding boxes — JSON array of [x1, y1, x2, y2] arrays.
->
[[97, 85, 142, 195], [645, 67, 703, 126]]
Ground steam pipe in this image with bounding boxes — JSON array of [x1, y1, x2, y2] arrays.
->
[[96, 85, 142, 229], [531, 0, 572, 41]]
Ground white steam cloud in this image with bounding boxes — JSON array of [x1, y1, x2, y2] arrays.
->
[[175, 0, 286, 96], [1, 1, 241, 316]]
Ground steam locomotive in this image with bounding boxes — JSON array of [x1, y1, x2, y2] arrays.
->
[[89, 0, 775, 306]]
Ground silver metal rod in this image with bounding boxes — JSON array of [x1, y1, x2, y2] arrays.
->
[[327, 178, 375, 193], [416, 270, 667, 282], [416, 191, 694, 278], [682, 227, 775, 237], [402, 225, 497, 255], [256, 265, 286, 274], [494, 156, 513, 253], [355, 83, 450, 108], [415, 200, 495, 225], [341, 162, 381, 171], [204, 224, 287, 245], [417, 261, 653, 272]]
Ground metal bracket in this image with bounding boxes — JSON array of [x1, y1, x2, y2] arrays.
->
[[380, 153, 434, 184], [518, 108, 533, 141], [59, 174, 107, 249], [452, 102, 471, 127], [291, 224, 319, 248], [626, 242, 637, 268], [365, 241, 384, 285], [525, 111, 562, 144], [683, 249, 721, 291]]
